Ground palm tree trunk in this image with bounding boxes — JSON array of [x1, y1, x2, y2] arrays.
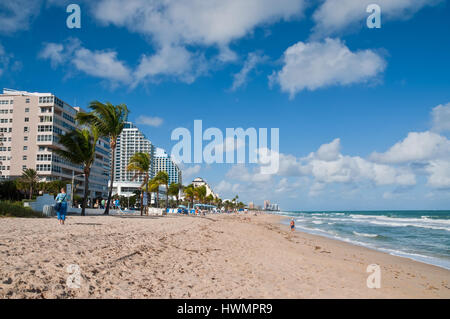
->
[[82, 170, 90, 216], [165, 183, 168, 215], [104, 144, 116, 215], [156, 188, 159, 208], [140, 191, 143, 216], [29, 185, 32, 200]]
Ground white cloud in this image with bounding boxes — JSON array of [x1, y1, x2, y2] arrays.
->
[[39, 39, 132, 84], [231, 51, 268, 91], [370, 131, 450, 164], [315, 138, 341, 161], [182, 164, 201, 180], [431, 102, 450, 132], [226, 165, 272, 183], [38, 43, 65, 68], [0, 43, 21, 77], [135, 115, 163, 127], [88, 0, 305, 85], [0, 0, 42, 34], [73, 48, 132, 83], [269, 38, 386, 98], [92, 0, 305, 48], [312, 0, 440, 38], [426, 160, 450, 189], [215, 180, 241, 194], [134, 45, 207, 85]]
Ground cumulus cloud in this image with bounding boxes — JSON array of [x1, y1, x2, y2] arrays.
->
[[0, 43, 21, 77], [182, 164, 201, 180], [134, 45, 207, 85], [0, 0, 42, 34], [135, 115, 163, 127], [231, 51, 269, 91], [426, 160, 450, 189], [269, 38, 386, 98], [370, 131, 450, 164], [315, 138, 341, 161], [39, 38, 132, 84], [312, 0, 440, 38], [431, 102, 450, 132], [92, 0, 305, 48], [88, 0, 305, 85]]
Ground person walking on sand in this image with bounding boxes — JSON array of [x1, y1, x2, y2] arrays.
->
[[55, 188, 68, 225], [290, 218, 295, 232]]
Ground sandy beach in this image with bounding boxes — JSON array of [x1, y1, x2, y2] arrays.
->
[[0, 213, 449, 299]]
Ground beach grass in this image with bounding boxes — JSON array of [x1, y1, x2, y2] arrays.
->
[[0, 201, 44, 218]]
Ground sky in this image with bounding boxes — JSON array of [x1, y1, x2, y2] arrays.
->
[[0, 0, 449, 211]]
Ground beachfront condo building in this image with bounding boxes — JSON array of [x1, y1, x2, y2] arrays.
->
[[0, 88, 111, 199], [154, 147, 182, 186], [111, 122, 156, 197]]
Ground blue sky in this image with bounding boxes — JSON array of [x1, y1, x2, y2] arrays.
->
[[1, 0, 449, 210]]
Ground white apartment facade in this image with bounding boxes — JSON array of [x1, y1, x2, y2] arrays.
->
[[0, 88, 110, 199], [111, 122, 155, 197]]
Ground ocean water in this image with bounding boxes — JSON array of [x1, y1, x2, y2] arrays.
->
[[276, 211, 450, 270]]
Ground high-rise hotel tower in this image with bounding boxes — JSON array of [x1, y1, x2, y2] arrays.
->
[[111, 122, 156, 196]]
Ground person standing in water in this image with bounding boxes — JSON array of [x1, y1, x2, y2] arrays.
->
[[55, 188, 68, 225], [290, 218, 295, 232]]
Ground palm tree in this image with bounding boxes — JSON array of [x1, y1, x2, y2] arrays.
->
[[148, 178, 160, 208], [194, 185, 207, 204], [55, 127, 99, 216], [183, 184, 195, 209], [205, 194, 214, 205], [76, 101, 129, 215], [168, 183, 182, 207], [154, 171, 169, 214], [126, 152, 151, 216], [20, 169, 39, 200]]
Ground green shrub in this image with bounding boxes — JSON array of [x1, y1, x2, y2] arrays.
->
[[0, 201, 44, 218]]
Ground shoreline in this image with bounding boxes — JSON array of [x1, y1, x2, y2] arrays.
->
[[0, 213, 449, 298], [271, 214, 449, 271], [273, 214, 450, 271]]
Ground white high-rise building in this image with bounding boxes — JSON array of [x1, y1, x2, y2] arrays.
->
[[111, 122, 155, 196], [154, 147, 182, 185], [0, 88, 110, 199]]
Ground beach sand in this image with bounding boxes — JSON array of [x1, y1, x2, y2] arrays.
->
[[0, 213, 449, 299]]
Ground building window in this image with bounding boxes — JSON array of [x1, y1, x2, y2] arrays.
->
[[22, 165, 27, 170], [25, 98, 30, 104], [23, 146, 28, 150], [24, 136, 28, 141], [23, 155, 27, 160], [24, 117, 29, 122], [24, 127, 29, 132], [25, 108, 29, 113]]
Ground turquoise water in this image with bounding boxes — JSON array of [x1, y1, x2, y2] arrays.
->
[[277, 211, 450, 270]]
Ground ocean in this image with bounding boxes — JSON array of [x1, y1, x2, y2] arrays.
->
[[276, 210, 450, 270]]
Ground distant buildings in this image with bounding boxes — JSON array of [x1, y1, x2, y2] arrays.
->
[[154, 147, 182, 185], [192, 177, 218, 198], [0, 88, 110, 199], [263, 200, 280, 211], [111, 122, 155, 197]]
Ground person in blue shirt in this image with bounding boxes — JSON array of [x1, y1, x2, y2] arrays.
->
[[55, 188, 68, 225]]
